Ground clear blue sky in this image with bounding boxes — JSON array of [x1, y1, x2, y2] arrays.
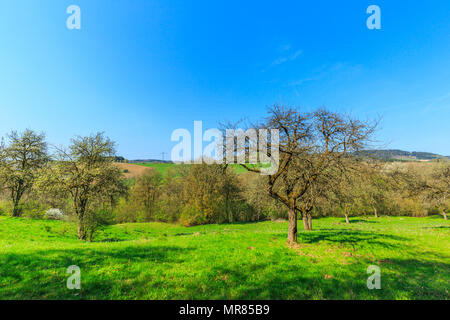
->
[[0, 0, 449, 158]]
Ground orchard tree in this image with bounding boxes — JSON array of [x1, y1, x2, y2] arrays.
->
[[38, 133, 127, 240], [240, 105, 377, 244], [0, 129, 48, 216]]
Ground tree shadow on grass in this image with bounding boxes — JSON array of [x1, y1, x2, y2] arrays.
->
[[428, 214, 449, 220], [1, 242, 447, 299], [301, 230, 406, 245], [370, 258, 450, 300], [0, 244, 193, 299], [98, 238, 127, 242], [179, 257, 449, 300], [348, 219, 379, 224], [273, 229, 407, 250], [423, 226, 450, 229]]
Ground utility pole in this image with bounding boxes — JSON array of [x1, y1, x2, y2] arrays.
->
[[161, 152, 167, 161]]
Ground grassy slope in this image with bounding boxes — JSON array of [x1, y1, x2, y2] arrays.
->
[[135, 162, 176, 175], [136, 162, 249, 174], [0, 216, 448, 300]]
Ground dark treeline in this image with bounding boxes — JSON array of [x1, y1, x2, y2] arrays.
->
[[0, 105, 448, 243]]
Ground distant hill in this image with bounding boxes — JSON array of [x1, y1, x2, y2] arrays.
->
[[356, 149, 450, 161], [128, 151, 450, 164]]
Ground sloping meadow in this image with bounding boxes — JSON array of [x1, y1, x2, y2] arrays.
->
[[0, 216, 448, 299]]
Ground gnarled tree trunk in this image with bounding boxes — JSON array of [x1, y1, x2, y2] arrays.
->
[[12, 184, 24, 217], [77, 221, 87, 240], [75, 197, 89, 240], [443, 209, 448, 220], [307, 213, 312, 230], [302, 215, 308, 231], [287, 206, 298, 244], [301, 208, 312, 231], [12, 199, 21, 217]]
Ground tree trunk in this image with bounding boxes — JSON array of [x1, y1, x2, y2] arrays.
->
[[11, 181, 27, 217], [77, 217, 87, 240], [443, 209, 448, 221], [372, 205, 378, 218], [345, 214, 350, 224], [12, 201, 21, 217], [287, 207, 298, 244], [302, 215, 310, 231], [12, 190, 22, 217], [307, 213, 312, 231], [301, 208, 311, 231]]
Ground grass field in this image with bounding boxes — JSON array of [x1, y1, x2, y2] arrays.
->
[[136, 162, 249, 175], [135, 162, 176, 175], [0, 215, 448, 300]]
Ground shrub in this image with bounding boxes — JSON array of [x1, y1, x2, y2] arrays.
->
[[20, 200, 48, 218], [0, 200, 13, 216], [179, 205, 208, 226], [44, 208, 66, 220]]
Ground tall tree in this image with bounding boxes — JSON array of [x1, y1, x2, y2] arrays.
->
[[0, 130, 48, 216], [240, 106, 376, 244], [37, 133, 127, 240]]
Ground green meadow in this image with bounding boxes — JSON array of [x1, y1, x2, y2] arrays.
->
[[135, 162, 176, 175], [136, 162, 251, 175], [0, 215, 448, 300]]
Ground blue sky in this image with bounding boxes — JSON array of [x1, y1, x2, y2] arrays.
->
[[0, 0, 449, 158]]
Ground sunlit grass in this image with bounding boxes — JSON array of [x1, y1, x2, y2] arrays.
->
[[134, 162, 175, 175], [134, 162, 263, 174], [0, 216, 448, 299]]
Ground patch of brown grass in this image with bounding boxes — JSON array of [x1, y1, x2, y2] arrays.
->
[[114, 162, 153, 179]]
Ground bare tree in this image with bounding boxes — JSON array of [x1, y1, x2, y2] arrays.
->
[[0, 130, 48, 216], [240, 105, 376, 244]]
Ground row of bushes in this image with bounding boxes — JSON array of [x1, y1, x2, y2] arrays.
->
[[0, 161, 445, 227], [115, 164, 287, 226]]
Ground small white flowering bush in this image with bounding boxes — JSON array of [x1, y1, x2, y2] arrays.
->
[[45, 208, 65, 220]]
